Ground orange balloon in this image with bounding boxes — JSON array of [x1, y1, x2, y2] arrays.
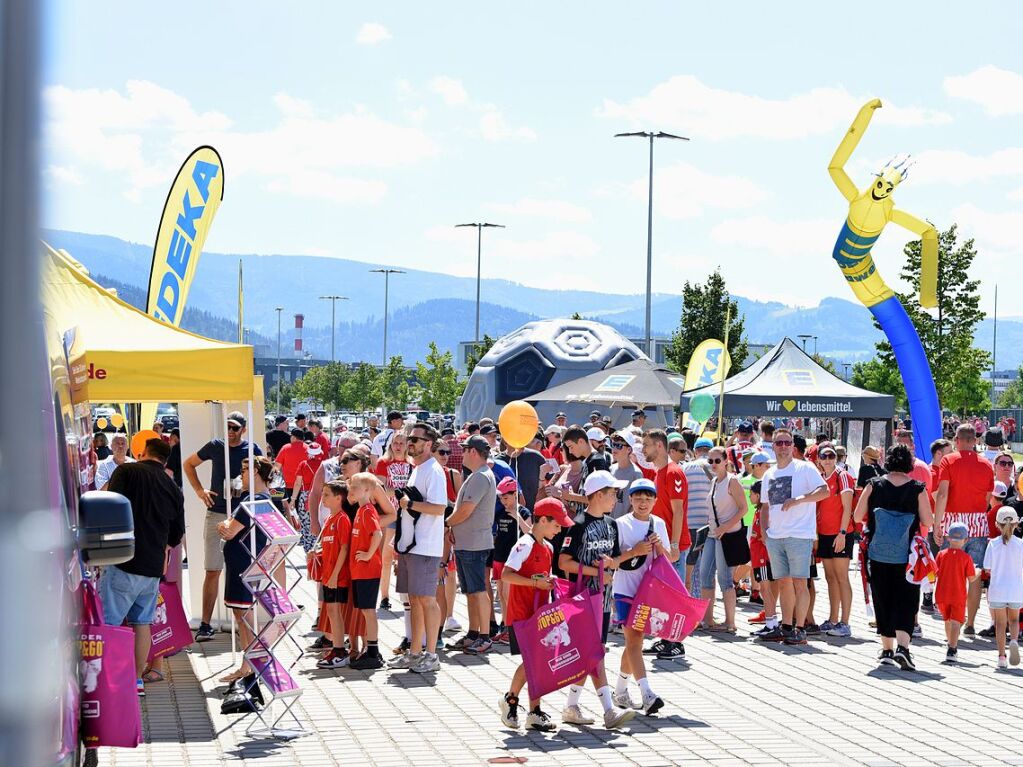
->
[[131, 430, 161, 459], [95, 417, 108, 430], [498, 401, 539, 449]]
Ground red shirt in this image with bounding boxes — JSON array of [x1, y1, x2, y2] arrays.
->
[[938, 451, 994, 514], [297, 454, 325, 491], [542, 444, 564, 466], [816, 470, 855, 535], [503, 535, 553, 624], [349, 503, 383, 580], [987, 503, 1003, 538], [934, 548, 976, 605], [320, 511, 352, 586], [275, 442, 308, 487], [374, 457, 411, 490], [654, 462, 689, 549], [749, 508, 769, 568], [314, 432, 331, 457]]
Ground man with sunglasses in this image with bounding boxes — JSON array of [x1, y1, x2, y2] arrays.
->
[[183, 411, 262, 642], [610, 432, 643, 519]]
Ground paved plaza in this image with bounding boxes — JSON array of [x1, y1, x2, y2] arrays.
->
[[97, 559, 1023, 767]]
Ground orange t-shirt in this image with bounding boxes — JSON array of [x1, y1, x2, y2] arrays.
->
[[275, 442, 308, 487], [349, 503, 383, 580], [934, 548, 975, 605], [938, 451, 994, 514], [654, 463, 689, 549], [816, 470, 855, 535], [320, 511, 352, 586]]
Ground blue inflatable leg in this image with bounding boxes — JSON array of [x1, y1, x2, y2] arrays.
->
[[869, 296, 942, 461]]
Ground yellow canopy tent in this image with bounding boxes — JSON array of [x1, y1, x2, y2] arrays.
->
[[41, 241, 253, 402]]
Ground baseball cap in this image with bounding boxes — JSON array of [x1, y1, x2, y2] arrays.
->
[[737, 420, 753, 433], [818, 445, 838, 458], [582, 470, 627, 495], [946, 522, 969, 541], [479, 424, 497, 436], [632, 409, 646, 419], [741, 446, 757, 457], [590, 410, 602, 417], [533, 497, 574, 527], [612, 430, 637, 451], [995, 506, 1019, 525], [387, 410, 403, 422], [227, 411, 246, 428], [274, 414, 288, 426], [628, 478, 657, 496], [441, 426, 455, 436], [461, 435, 490, 452], [985, 428, 1005, 448], [993, 481, 1008, 499], [497, 476, 518, 495], [586, 427, 606, 442], [544, 424, 563, 436], [694, 437, 714, 449], [555, 411, 567, 418], [750, 452, 774, 465]]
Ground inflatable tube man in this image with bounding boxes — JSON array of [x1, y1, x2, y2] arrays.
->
[[828, 98, 940, 458]]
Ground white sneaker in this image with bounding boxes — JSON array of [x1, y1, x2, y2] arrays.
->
[[410, 653, 440, 674], [642, 693, 664, 716], [1010, 641, 1020, 667], [561, 705, 595, 725], [998, 655, 1008, 670], [388, 652, 415, 669], [611, 690, 641, 710], [526, 710, 557, 732], [498, 695, 519, 729], [444, 617, 462, 633], [603, 706, 637, 729]]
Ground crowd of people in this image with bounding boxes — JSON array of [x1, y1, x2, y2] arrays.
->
[[88, 405, 1023, 736]]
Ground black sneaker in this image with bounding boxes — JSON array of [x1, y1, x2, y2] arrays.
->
[[349, 652, 384, 670], [194, 623, 215, 642], [756, 626, 786, 643], [803, 623, 821, 636], [944, 647, 958, 664], [643, 639, 667, 655], [878, 649, 896, 666], [656, 642, 685, 660], [751, 624, 776, 637], [748, 593, 764, 606], [979, 625, 997, 639], [921, 593, 934, 613], [307, 635, 331, 651], [963, 624, 976, 636], [445, 634, 470, 651], [784, 628, 807, 645], [893, 646, 916, 671], [379, 597, 392, 611]]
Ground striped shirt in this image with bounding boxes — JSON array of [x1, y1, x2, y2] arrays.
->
[[682, 458, 713, 528]]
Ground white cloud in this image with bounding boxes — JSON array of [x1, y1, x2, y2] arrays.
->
[[44, 165, 83, 186], [356, 22, 391, 45], [44, 81, 439, 205], [1008, 187, 1023, 202], [944, 66, 1023, 116], [479, 109, 537, 142], [597, 76, 951, 140], [951, 203, 1023, 253], [599, 162, 769, 219], [864, 147, 1023, 186], [429, 76, 469, 106], [485, 198, 592, 223]]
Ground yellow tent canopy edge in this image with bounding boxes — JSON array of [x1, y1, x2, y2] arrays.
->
[[41, 241, 254, 403]]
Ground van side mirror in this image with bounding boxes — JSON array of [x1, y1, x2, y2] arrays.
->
[[79, 491, 134, 566]]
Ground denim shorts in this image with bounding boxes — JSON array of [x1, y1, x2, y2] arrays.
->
[[942, 536, 988, 568], [613, 594, 632, 623], [699, 538, 734, 592], [989, 601, 1023, 610], [764, 536, 814, 580], [454, 549, 490, 595], [99, 565, 160, 625]]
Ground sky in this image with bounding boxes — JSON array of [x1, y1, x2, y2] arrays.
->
[[40, 1, 1021, 315]]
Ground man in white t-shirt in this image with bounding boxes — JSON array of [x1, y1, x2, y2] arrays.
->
[[394, 422, 448, 674], [371, 410, 406, 458], [759, 427, 828, 646], [96, 433, 135, 489]]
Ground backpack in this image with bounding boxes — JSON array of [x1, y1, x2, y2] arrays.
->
[[868, 507, 917, 564]]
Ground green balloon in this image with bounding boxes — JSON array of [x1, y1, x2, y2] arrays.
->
[[689, 392, 716, 422]]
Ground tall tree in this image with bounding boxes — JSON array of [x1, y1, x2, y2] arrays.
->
[[379, 355, 413, 410], [664, 268, 747, 374], [998, 367, 1023, 408], [416, 342, 461, 413], [851, 358, 906, 407], [265, 380, 295, 413], [344, 363, 382, 413], [293, 362, 350, 410], [465, 334, 496, 377], [874, 224, 991, 414]]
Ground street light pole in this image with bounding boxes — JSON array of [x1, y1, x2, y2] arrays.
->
[[370, 268, 405, 365], [455, 222, 505, 343], [615, 130, 689, 356], [798, 334, 812, 353], [843, 363, 851, 381], [318, 295, 349, 365], [275, 306, 283, 414]]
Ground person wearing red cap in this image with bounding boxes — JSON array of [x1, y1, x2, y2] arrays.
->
[[492, 476, 532, 643], [498, 497, 574, 732]]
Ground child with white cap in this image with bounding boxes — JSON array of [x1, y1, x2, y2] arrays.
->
[[983, 505, 1023, 669], [934, 522, 979, 663]]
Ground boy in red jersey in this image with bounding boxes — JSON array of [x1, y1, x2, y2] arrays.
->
[[498, 498, 573, 733], [316, 481, 352, 668], [348, 472, 387, 670], [935, 523, 979, 663]]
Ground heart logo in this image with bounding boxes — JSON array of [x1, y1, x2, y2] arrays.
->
[[782, 399, 797, 412]]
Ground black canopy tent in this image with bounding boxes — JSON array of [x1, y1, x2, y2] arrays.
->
[[680, 338, 895, 458]]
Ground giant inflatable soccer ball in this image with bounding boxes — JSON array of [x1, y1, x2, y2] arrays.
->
[[458, 319, 647, 423]]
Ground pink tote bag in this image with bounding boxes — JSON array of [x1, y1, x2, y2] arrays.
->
[[79, 580, 142, 749], [147, 581, 192, 662], [626, 553, 708, 643]]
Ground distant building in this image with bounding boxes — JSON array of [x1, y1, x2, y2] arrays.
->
[[254, 356, 337, 389], [985, 369, 1019, 398]]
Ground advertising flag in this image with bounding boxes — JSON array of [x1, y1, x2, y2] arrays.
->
[[680, 339, 731, 432], [146, 146, 225, 326]]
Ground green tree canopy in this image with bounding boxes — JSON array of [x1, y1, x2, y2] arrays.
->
[[465, 334, 496, 377], [379, 355, 414, 410], [665, 268, 747, 374], [998, 367, 1023, 408], [292, 362, 350, 410], [416, 342, 461, 413], [851, 358, 906, 408], [343, 363, 382, 412]]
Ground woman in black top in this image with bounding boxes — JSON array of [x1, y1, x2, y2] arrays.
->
[[855, 445, 887, 489], [854, 444, 933, 671]]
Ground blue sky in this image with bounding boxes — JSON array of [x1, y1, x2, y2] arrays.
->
[[41, 1, 1020, 314]]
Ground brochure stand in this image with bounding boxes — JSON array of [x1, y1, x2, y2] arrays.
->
[[237, 499, 308, 741]]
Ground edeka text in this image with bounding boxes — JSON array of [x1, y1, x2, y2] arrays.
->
[[153, 160, 220, 324], [86, 363, 107, 380], [697, 348, 724, 387]]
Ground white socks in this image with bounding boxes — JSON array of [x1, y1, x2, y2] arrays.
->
[[615, 673, 631, 696], [638, 676, 653, 698], [596, 685, 613, 713], [766, 615, 779, 629], [565, 684, 583, 708], [402, 596, 412, 640]]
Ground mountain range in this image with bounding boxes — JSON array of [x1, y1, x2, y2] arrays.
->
[[43, 229, 1018, 370]]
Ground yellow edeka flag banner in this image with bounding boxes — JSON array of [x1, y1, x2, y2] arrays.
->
[[680, 339, 731, 432], [146, 146, 224, 325]]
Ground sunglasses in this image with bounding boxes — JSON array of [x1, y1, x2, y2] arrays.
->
[[708, 457, 724, 465], [340, 457, 360, 465], [996, 460, 1014, 467], [406, 436, 425, 444], [611, 442, 628, 450], [227, 424, 242, 432], [774, 440, 793, 446], [820, 453, 837, 460], [437, 449, 451, 456]]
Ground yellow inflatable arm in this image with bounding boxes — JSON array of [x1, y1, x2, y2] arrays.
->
[[828, 98, 882, 202], [890, 209, 938, 308]]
